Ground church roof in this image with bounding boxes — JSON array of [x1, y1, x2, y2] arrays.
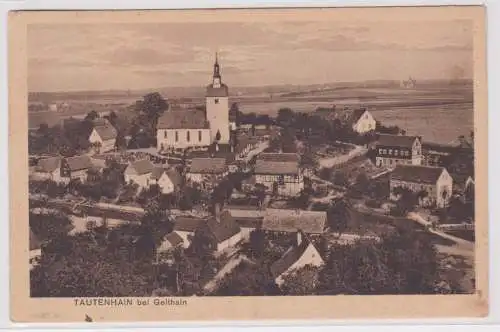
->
[[206, 83, 229, 97], [157, 110, 209, 130]]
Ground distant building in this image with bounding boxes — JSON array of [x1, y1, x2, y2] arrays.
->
[[270, 230, 325, 286], [389, 164, 453, 208], [254, 153, 304, 197], [401, 76, 417, 89], [375, 134, 422, 168], [156, 53, 231, 152], [186, 157, 229, 190], [88, 123, 118, 153], [315, 107, 376, 134]]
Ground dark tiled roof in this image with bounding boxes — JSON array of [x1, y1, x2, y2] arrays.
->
[[129, 159, 154, 175], [225, 205, 264, 228], [65, 155, 94, 171], [206, 84, 229, 97], [157, 110, 209, 129], [390, 165, 446, 185], [150, 167, 165, 180], [262, 209, 327, 234], [93, 124, 118, 141], [377, 134, 419, 148], [174, 216, 206, 233], [36, 156, 61, 173], [254, 153, 300, 175], [165, 232, 184, 247], [270, 231, 316, 278], [206, 211, 241, 243], [189, 157, 227, 174]]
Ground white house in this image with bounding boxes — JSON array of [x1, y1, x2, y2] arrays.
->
[[88, 124, 118, 153], [375, 134, 423, 168], [149, 167, 182, 195], [61, 155, 97, 183], [270, 230, 325, 286], [254, 153, 304, 197], [124, 159, 155, 190], [156, 53, 231, 152], [389, 164, 453, 208]]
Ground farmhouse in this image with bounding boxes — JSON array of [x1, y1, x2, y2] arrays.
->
[[157, 54, 231, 152], [30, 156, 64, 183], [186, 157, 228, 190], [155, 232, 184, 263], [254, 153, 304, 197], [173, 216, 207, 248], [124, 159, 181, 194], [316, 107, 376, 134], [88, 123, 118, 153], [270, 230, 325, 286], [61, 155, 97, 183], [375, 134, 422, 168], [197, 211, 242, 253], [389, 164, 453, 208], [224, 205, 264, 239]]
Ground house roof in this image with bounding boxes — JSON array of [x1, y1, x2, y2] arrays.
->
[[206, 83, 229, 97], [254, 153, 300, 175], [157, 110, 209, 129], [225, 206, 265, 228], [377, 134, 419, 148], [390, 165, 446, 185], [206, 211, 241, 243], [164, 232, 184, 247], [36, 156, 61, 173], [129, 159, 154, 175], [165, 168, 183, 188], [174, 216, 206, 233], [65, 155, 94, 171], [262, 209, 327, 234], [150, 167, 165, 180], [331, 108, 368, 126], [189, 157, 227, 174], [93, 124, 118, 141], [270, 231, 317, 279]]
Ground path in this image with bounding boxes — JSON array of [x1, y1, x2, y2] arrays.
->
[[407, 212, 475, 251], [244, 140, 269, 163], [318, 144, 367, 169]]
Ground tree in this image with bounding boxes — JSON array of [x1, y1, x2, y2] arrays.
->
[[332, 171, 349, 187], [327, 199, 351, 236], [247, 229, 267, 258], [280, 265, 321, 295], [85, 110, 99, 121], [29, 212, 73, 242], [134, 92, 168, 136], [348, 172, 370, 198]]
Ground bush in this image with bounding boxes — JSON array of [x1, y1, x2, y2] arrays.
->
[[366, 199, 382, 209]]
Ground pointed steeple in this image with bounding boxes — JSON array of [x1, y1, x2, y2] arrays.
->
[[213, 52, 221, 80]]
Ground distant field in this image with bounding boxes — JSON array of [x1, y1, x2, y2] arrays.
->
[[28, 85, 473, 144]]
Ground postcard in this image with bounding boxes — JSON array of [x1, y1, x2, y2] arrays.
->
[[9, 6, 488, 322]]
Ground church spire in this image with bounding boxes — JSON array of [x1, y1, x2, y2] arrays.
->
[[212, 52, 222, 87]]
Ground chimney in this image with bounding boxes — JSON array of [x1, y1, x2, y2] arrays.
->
[[214, 203, 221, 220], [296, 231, 302, 246]]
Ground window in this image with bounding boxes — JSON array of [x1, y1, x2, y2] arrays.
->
[[164, 130, 167, 139], [175, 131, 179, 142], [394, 150, 398, 156], [198, 130, 202, 142], [186, 131, 190, 142], [388, 149, 392, 155], [379, 149, 383, 154], [215, 98, 219, 104]]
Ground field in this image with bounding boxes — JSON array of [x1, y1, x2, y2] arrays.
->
[[28, 84, 473, 144]]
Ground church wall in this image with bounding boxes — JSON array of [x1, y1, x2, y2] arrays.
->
[[157, 128, 211, 151]]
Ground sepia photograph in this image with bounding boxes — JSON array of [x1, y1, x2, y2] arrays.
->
[[9, 6, 488, 322]]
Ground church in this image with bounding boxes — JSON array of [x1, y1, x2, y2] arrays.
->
[[157, 54, 231, 152]]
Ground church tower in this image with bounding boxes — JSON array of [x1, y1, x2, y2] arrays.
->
[[206, 53, 230, 144]]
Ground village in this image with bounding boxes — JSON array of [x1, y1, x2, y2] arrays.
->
[[28, 55, 476, 297]]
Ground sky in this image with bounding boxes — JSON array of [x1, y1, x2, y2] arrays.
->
[[27, 19, 473, 92]]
